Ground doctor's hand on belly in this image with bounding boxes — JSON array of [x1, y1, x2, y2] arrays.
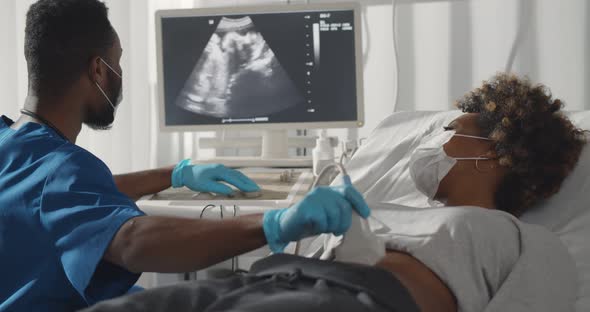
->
[[263, 184, 371, 253]]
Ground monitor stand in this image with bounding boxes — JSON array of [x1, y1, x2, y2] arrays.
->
[[198, 130, 313, 168]]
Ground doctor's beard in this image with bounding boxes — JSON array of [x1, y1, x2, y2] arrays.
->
[[84, 72, 121, 130]]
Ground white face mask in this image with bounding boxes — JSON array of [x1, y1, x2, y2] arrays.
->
[[409, 129, 492, 205], [94, 57, 123, 112]]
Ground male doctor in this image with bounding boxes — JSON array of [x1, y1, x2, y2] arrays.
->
[[0, 1, 369, 311]]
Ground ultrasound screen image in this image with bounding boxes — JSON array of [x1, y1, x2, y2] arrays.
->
[[176, 16, 302, 118], [161, 10, 358, 126]]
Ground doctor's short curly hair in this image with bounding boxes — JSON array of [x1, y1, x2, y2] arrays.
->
[[25, 0, 115, 95], [456, 73, 587, 216]]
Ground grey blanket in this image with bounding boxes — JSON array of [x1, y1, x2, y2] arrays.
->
[[81, 254, 419, 312]]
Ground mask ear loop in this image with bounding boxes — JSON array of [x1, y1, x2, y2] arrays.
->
[[475, 155, 497, 172], [95, 82, 117, 111], [474, 138, 496, 173]]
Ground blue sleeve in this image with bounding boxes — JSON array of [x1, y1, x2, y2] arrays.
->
[[40, 149, 145, 304]]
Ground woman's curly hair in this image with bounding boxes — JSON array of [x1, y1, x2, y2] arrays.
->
[[456, 73, 587, 216]]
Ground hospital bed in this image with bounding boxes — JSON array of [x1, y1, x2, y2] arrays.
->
[[139, 110, 590, 311], [342, 110, 590, 312]]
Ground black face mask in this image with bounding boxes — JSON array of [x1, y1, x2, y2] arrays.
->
[[85, 58, 122, 130]]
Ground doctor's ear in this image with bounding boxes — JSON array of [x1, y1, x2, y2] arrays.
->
[[88, 56, 104, 83]]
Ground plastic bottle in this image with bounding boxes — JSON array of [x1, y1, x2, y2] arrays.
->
[[312, 130, 334, 176]]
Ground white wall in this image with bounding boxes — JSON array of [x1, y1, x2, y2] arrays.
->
[[360, 0, 589, 139], [0, 0, 588, 171]]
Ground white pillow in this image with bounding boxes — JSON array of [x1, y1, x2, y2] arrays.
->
[[520, 111, 590, 312], [346, 110, 461, 207], [346, 110, 590, 311]]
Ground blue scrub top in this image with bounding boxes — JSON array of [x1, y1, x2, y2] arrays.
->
[[0, 116, 145, 311]]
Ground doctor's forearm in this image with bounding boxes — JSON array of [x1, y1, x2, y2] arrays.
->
[[113, 166, 174, 201], [105, 214, 267, 273]]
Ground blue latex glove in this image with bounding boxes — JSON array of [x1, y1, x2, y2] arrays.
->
[[263, 183, 371, 253], [171, 160, 260, 195]]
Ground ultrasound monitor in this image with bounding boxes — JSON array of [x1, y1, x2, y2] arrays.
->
[[155, 3, 364, 165]]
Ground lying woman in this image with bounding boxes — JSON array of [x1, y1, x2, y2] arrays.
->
[[82, 73, 587, 312]]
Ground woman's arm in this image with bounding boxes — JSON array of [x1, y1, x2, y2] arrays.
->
[[113, 166, 174, 201], [375, 251, 457, 312]]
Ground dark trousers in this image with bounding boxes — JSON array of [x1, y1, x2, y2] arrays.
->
[[81, 254, 420, 312]]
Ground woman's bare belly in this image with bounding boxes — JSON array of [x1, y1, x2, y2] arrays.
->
[[375, 251, 457, 312]]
